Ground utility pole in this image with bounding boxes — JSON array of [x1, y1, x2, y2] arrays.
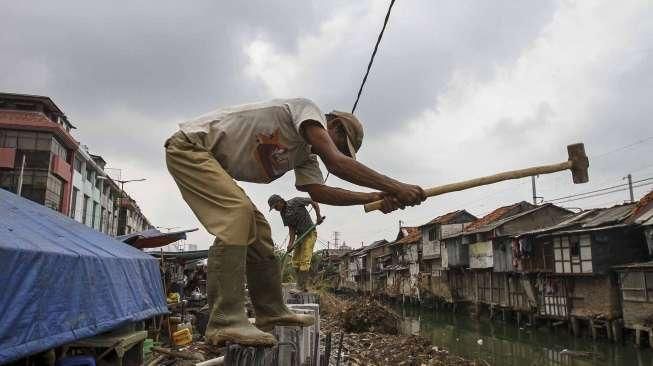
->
[[332, 231, 340, 248], [626, 174, 635, 203], [16, 155, 26, 196], [531, 176, 537, 205]]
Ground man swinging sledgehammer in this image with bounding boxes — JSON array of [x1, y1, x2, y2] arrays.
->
[[268, 194, 324, 292], [165, 98, 425, 347]]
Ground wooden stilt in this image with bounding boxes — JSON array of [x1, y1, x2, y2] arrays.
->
[[612, 319, 623, 344], [571, 317, 580, 337]]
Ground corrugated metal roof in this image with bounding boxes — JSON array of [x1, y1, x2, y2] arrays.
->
[[463, 201, 535, 232], [353, 239, 388, 255], [614, 260, 653, 270], [421, 209, 477, 227], [579, 204, 635, 228], [629, 189, 653, 225]]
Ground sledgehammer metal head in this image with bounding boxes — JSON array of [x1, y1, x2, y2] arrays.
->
[[567, 143, 589, 184], [363, 142, 590, 213]]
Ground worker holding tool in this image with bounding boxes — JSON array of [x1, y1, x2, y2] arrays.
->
[[165, 98, 425, 347], [268, 194, 324, 292]]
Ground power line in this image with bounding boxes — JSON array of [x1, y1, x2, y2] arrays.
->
[[351, 0, 397, 114], [591, 136, 653, 159], [544, 177, 653, 202], [550, 181, 653, 205]]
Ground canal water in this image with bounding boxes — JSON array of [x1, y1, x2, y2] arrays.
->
[[393, 304, 653, 366]]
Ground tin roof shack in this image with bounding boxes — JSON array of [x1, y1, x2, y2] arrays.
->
[[518, 203, 648, 320], [338, 250, 361, 291], [420, 210, 477, 272], [385, 227, 421, 299], [316, 247, 352, 288], [418, 210, 477, 302], [465, 203, 571, 272], [441, 201, 536, 269], [342, 239, 388, 292], [367, 239, 391, 294]]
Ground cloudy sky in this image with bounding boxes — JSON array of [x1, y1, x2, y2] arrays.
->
[[2, 0, 652, 250]]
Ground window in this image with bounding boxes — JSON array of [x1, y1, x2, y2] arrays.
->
[[569, 236, 580, 257], [70, 188, 79, 218], [92, 202, 99, 228], [50, 138, 68, 161], [44, 175, 64, 212], [74, 157, 83, 173], [95, 176, 102, 190], [553, 234, 592, 274], [86, 167, 93, 183], [82, 195, 89, 225], [620, 272, 646, 302], [428, 227, 437, 241]]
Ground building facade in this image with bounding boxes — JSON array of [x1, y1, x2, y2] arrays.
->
[[0, 93, 77, 215], [0, 92, 152, 236]]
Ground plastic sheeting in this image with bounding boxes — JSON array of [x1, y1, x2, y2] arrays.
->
[[0, 189, 168, 364]]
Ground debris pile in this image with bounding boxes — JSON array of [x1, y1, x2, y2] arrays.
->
[[341, 299, 399, 334], [321, 314, 476, 366]]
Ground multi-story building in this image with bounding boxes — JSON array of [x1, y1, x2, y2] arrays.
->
[[0, 93, 78, 215], [0, 92, 152, 236], [70, 145, 122, 235]]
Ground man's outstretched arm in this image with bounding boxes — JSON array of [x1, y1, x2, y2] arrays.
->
[[297, 184, 399, 213], [302, 122, 425, 209]]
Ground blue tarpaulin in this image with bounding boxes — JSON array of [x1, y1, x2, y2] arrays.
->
[[0, 188, 168, 364]]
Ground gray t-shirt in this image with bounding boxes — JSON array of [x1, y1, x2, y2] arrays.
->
[[281, 197, 315, 236], [179, 98, 325, 185]]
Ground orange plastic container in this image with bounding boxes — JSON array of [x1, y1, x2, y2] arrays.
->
[[172, 328, 192, 346]]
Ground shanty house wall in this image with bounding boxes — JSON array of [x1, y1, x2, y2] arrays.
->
[[419, 270, 454, 302], [517, 237, 554, 273], [450, 269, 475, 302], [569, 275, 621, 319], [589, 228, 648, 274], [444, 237, 469, 268], [618, 269, 653, 328], [493, 238, 514, 272]]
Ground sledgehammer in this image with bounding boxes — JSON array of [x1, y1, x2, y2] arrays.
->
[[364, 143, 589, 213]]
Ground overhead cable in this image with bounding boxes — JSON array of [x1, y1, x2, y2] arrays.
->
[[351, 0, 397, 114]]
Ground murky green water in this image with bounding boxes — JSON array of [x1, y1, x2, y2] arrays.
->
[[393, 304, 653, 366]]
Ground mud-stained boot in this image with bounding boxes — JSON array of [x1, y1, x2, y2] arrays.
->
[[295, 270, 309, 292], [205, 245, 277, 347], [204, 244, 219, 312], [247, 259, 315, 331]]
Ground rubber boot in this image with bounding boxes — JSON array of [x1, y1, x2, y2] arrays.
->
[[205, 244, 219, 312], [295, 269, 308, 292], [247, 259, 315, 331], [205, 245, 277, 347]]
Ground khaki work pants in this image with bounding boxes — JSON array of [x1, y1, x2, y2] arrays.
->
[[164, 131, 275, 262], [292, 229, 317, 272]]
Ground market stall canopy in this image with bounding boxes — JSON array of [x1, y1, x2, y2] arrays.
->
[[0, 189, 168, 364], [148, 249, 209, 262], [117, 228, 198, 249]]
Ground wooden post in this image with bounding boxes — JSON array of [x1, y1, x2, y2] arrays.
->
[[571, 317, 580, 337], [589, 319, 597, 340], [517, 312, 522, 328], [612, 319, 623, 343]]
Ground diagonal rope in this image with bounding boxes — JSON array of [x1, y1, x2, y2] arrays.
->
[[351, 0, 397, 114]]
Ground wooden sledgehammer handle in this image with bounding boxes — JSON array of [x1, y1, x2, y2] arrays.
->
[[364, 161, 572, 213]]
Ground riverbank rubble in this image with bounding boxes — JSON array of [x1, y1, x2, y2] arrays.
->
[[319, 292, 479, 365]]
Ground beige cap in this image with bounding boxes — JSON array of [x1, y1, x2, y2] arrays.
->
[[328, 110, 364, 160]]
